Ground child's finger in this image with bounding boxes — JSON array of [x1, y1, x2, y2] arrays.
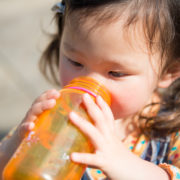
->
[[28, 99, 56, 118], [18, 90, 60, 140], [71, 152, 102, 168], [24, 113, 37, 123], [96, 95, 114, 128], [34, 89, 60, 104], [23, 99, 56, 125], [82, 93, 108, 132], [19, 98, 57, 138], [69, 111, 103, 149], [18, 122, 35, 138]]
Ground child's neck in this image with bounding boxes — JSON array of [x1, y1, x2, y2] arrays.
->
[[115, 116, 138, 141]]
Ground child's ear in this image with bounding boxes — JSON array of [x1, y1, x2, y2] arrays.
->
[[158, 63, 180, 88]]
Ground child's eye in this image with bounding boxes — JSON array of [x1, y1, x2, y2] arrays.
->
[[67, 58, 83, 67], [108, 71, 126, 78]]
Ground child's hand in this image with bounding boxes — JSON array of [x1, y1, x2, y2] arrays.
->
[[69, 94, 168, 180], [69, 93, 138, 180], [69, 94, 148, 180], [0, 89, 60, 178], [17, 89, 60, 140]]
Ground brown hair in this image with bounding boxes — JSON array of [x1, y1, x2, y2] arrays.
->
[[140, 78, 180, 138], [39, 0, 180, 138]]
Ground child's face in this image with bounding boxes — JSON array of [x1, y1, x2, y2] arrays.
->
[[59, 14, 161, 120]]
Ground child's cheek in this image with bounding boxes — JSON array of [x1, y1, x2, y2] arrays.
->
[[110, 93, 147, 119]]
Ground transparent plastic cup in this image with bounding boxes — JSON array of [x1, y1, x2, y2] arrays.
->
[[3, 76, 111, 180]]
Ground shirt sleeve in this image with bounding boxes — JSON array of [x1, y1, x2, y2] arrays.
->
[[159, 131, 180, 180]]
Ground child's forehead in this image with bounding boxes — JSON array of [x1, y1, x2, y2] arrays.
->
[[65, 11, 151, 53], [63, 15, 161, 64], [62, 10, 163, 74], [64, 1, 166, 59]]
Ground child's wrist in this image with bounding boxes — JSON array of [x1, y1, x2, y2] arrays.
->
[[0, 127, 21, 177], [0, 126, 21, 158]]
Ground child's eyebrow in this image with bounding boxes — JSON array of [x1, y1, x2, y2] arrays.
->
[[63, 42, 80, 54], [63, 42, 89, 58], [62, 42, 137, 70]]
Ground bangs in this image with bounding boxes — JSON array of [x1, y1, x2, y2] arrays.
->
[[65, 0, 175, 70]]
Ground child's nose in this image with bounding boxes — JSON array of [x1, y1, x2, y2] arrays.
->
[[87, 73, 106, 86]]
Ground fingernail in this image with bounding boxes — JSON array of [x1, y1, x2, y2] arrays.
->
[[69, 112, 78, 119], [71, 153, 79, 161], [29, 122, 35, 129], [50, 99, 56, 103], [84, 93, 91, 100], [97, 95, 103, 102], [54, 91, 60, 98], [49, 99, 56, 106]]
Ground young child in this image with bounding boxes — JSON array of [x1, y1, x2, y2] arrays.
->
[[1, 0, 180, 179]]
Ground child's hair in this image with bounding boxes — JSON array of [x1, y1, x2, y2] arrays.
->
[[140, 77, 180, 138], [39, 0, 180, 138]]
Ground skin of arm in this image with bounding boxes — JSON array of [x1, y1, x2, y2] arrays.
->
[[0, 128, 22, 179]]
